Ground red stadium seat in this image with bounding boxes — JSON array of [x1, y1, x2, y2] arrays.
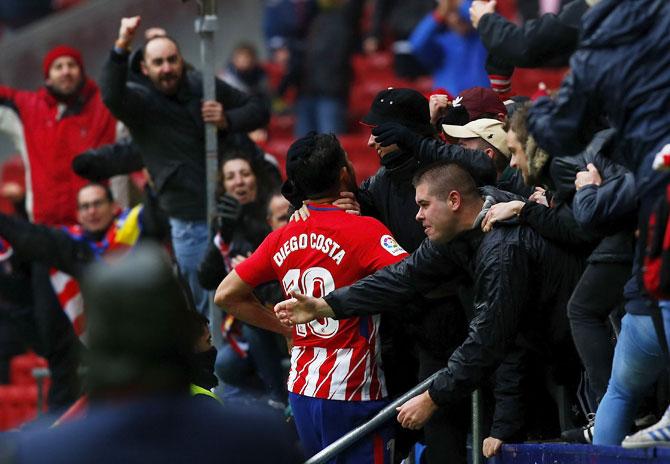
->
[[10, 352, 48, 386]]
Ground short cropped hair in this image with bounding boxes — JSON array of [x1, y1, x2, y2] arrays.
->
[[412, 161, 479, 202]]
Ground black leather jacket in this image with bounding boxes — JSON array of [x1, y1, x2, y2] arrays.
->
[[324, 186, 584, 407]]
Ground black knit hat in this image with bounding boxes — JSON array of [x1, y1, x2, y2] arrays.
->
[[362, 88, 434, 136]]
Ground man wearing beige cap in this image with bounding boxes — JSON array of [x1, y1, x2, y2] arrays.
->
[[442, 118, 511, 180]]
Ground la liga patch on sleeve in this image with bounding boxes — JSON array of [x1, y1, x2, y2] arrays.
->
[[380, 235, 406, 256]]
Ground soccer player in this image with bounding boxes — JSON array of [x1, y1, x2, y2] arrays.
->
[[215, 133, 408, 463]]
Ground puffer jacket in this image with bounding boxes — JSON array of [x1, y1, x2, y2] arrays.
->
[[527, 0, 670, 193], [550, 129, 637, 264], [324, 186, 584, 406]]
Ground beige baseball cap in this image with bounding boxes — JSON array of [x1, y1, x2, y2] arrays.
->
[[442, 118, 510, 157]]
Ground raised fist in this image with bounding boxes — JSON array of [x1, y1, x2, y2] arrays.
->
[[117, 16, 142, 49]]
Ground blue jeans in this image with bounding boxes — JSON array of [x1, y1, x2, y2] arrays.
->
[[295, 96, 347, 137], [593, 304, 670, 445], [289, 392, 393, 463], [169, 218, 209, 316]]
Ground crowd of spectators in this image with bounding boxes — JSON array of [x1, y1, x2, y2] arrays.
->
[[0, 0, 667, 463]]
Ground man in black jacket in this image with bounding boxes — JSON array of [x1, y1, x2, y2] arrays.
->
[[101, 16, 270, 315], [355, 88, 495, 463], [275, 162, 583, 454]]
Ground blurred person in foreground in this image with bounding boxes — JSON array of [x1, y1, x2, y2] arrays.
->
[[0, 244, 302, 464], [0, 182, 168, 409]]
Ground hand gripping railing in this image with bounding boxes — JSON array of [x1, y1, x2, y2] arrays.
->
[[304, 373, 485, 464]]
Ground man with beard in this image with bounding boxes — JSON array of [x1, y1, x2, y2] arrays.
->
[[101, 17, 270, 315], [0, 45, 117, 226]]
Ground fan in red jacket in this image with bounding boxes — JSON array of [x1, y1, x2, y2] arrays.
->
[[0, 45, 116, 226]]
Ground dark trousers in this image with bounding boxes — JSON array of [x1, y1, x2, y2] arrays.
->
[[216, 324, 287, 403], [568, 261, 631, 406], [418, 348, 469, 464], [31, 264, 82, 411]]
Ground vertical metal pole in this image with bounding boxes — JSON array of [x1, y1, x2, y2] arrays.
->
[[195, 0, 223, 349], [472, 390, 483, 464], [32, 367, 50, 417]]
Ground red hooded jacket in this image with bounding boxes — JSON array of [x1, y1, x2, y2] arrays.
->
[[0, 79, 116, 225]]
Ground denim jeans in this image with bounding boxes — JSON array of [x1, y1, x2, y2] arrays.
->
[[168, 218, 209, 316], [215, 324, 287, 403], [294, 96, 347, 137], [593, 304, 670, 445]]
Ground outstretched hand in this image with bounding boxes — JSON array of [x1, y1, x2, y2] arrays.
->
[[274, 292, 332, 326]]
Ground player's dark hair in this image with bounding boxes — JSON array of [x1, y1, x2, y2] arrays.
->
[[287, 133, 347, 200]]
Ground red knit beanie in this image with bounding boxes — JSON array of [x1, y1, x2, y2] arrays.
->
[[43, 45, 84, 78]]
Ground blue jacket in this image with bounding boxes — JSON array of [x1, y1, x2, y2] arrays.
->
[[409, 6, 489, 95], [6, 396, 303, 464], [527, 0, 670, 193]]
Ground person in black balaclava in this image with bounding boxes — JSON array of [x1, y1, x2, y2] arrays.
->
[[356, 88, 471, 464]]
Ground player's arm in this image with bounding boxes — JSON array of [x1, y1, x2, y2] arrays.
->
[[215, 270, 292, 337]]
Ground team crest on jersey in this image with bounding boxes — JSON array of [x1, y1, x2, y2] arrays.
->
[[380, 235, 405, 256]]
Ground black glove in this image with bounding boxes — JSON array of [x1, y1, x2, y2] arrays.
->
[[216, 194, 242, 242], [371, 122, 422, 152], [72, 151, 104, 181]]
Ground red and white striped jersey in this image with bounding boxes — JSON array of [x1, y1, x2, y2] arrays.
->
[[235, 204, 407, 401]]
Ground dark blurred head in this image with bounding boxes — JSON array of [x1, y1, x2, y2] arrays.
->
[[282, 133, 356, 207], [82, 244, 193, 400], [141, 36, 184, 95], [231, 42, 259, 72]]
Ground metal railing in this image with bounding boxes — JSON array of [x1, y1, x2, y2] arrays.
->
[[305, 373, 484, 464]]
